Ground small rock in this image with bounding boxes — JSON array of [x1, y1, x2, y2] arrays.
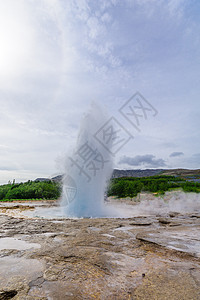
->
[[158, 218, 171, 224], [169, 212, 180, 218]]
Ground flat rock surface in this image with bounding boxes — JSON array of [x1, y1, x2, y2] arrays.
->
[[137, 225, 200, 258], [0, 202, 200, 299]]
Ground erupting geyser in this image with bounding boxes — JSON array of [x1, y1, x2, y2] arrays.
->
[[61, 103, 116, 217]]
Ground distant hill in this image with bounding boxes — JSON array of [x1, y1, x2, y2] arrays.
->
[[161, 169, 200, 177], [51, 175, 63, 182], [35, 177, 51, 182], [112, 169, 164, 178], [113, 168, 200, 178], [34, 175, 63, 182], [34, 169, 200, 183]]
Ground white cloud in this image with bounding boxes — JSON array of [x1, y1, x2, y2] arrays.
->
[[101, 12, 112, 23], [87, 16, 106, 39]]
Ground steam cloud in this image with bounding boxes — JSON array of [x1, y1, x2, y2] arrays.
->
[[61, 103, 118, 218]]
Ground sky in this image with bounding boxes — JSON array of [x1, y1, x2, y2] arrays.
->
[[0, 0, 200, 184]]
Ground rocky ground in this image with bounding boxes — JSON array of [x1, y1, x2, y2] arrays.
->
[[0, 199, 200, 299]]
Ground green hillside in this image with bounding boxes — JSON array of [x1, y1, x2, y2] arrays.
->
[[107, 175, 200, 198], [0, 180, 61, 201]]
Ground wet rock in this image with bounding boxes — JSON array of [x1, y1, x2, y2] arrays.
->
[[0, 203, 200, 299], [158, 217, 182, 227], [133, 269, 200, 299], [28, 276, 45, 287], [169, 212, 180, 218], [44, 266, 62, 281], [158, 217, 171, 224], [189, 214, 200, 218], [129, 219, 152, 226], [0, 290, 17, 300], [136, 227, 200, 258]]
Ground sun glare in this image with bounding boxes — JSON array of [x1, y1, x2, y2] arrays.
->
[[0, 2, 33, 79]]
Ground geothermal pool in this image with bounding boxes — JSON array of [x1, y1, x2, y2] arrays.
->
[[1, 190, 199, 219]]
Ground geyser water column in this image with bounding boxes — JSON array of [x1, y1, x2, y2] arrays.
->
[[61, 103, 115, 217]]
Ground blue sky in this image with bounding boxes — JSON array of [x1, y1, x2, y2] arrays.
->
[[0, 0, 200, 184]]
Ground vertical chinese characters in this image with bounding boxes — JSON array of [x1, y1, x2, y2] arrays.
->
[[69, 141, 109, 182], [119, 92, 158, 132], [94, 117, 133, 155]]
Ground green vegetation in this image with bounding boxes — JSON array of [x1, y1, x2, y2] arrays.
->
[[1, 175, 200, 202], [0, 180, 61, 201], [107, 175, 200, 198]]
